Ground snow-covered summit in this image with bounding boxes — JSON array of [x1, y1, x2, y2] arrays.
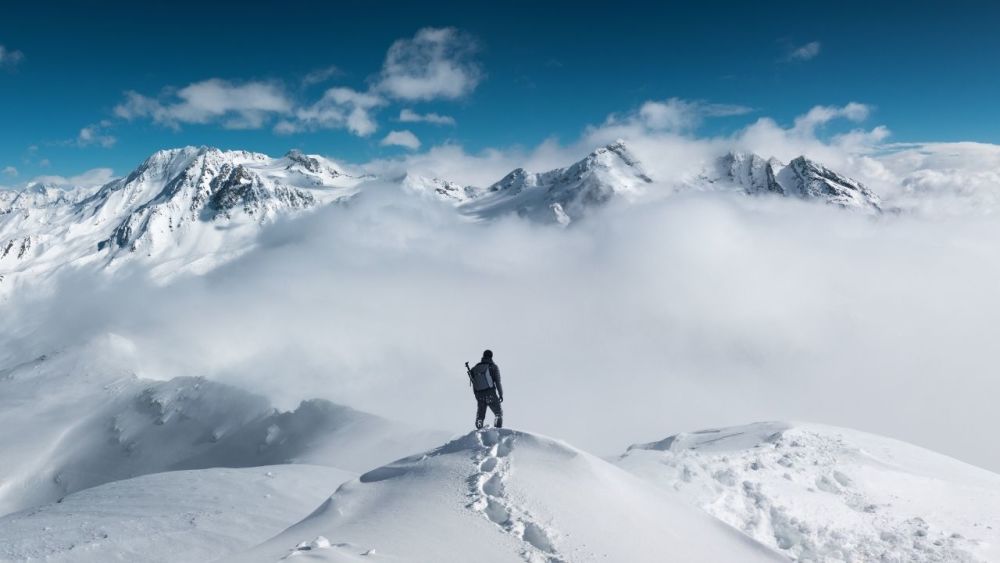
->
[[400, 172, 481, 203], [231, 428, 781, 562], [461, 139, 654, 225], [0, 146, 365, 291], [710, 151, 883, 211], [617, 421, 1000, 562]]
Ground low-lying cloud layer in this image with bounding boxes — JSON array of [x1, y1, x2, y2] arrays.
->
[[5, 173, 1000, 471]]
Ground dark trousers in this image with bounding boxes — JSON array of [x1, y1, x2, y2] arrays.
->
[[474, 389, 503, 428]]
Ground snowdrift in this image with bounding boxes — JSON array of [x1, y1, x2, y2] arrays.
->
[[0, 464, 354, 563], [616, 421, 1000, 562], [230, 428, 782, 563]]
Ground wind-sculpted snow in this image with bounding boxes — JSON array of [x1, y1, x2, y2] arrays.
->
[[0, 336, 446, 516], [230, 429, 782, 563], [616, 422, 1000, 562], [0, 465, 355, 563]]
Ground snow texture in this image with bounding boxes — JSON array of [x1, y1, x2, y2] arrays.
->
[[0, 335, 446, 516], [229, 429, 781, 563], [617, 422, 1000, 562], [0, 465, 354, 563]]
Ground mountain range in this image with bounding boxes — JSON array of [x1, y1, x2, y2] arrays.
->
[[0, 141, 885, 296], [2, 144, 998, 562]]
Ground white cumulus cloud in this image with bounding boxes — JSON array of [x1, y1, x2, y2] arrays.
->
[[29, 168, 116, 188], [301, 65, 341, 87], [0, 44, 24, 68], [788, 41, 822, 62], [792, 102, 871, 135], [77, 120, 117, 148], [103, 28, 483, 139], [635, 98, 752, 132], [377, 27, 483, 101], [2, 166, 17, 177], [380, 130, 421, 150], [276, 87, 385, 137], [399, 108, 456, 126], [115, 79, 293, 130]]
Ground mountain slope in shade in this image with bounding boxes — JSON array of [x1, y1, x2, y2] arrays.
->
[[616, 422, 1000, 563], [0, 335, 446, 516], [0, 465, 355, 563], [228, 429, 782, 563], [709, 152, 883, 211], [460, 140, 654, 225]]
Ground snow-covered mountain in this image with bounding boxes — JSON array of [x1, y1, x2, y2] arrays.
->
[[616, 422, 1000, 562], [401, 172, 482, 203], [461, 140, 654, 225], [0, 146, 364, 292], [0, 141, 887, 296], [709, 151, 883, 211]]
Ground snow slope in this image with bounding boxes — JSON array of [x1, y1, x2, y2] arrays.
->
[[230, 429, 782, 563], [616, 422, 1000, 562], [0, 464, 354, 563], [0, 336, 446, 516]]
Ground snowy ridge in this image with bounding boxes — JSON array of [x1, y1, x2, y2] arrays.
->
[[616, 421, 1000, 562], [0, 465, 355, 563], [0, 337, 446, 516], [467, 430, 564, 562], [401, 173, 482, 203], [3, 346, 999, 563], [460, 140, 654, 225], [708, 151, 883, 211], [231, 428, 781, 563]]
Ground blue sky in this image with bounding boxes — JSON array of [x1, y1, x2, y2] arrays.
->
[[1, 0, 999, 179]]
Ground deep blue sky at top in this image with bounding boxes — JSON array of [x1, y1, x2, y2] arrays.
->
[[1, 0, 998, 178]]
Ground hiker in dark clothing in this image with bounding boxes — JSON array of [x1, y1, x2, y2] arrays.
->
[[468, 349, 503, 429]]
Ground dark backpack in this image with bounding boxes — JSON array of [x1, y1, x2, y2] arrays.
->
[[470, 362, 495, 391]]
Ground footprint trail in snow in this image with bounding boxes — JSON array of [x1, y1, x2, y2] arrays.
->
[[467, 429, 565, 563]]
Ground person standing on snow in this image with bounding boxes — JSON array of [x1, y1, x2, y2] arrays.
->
[[467, 349, 503, 429]]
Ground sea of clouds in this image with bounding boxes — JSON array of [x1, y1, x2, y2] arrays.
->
[[3, 103, 1000, 471]]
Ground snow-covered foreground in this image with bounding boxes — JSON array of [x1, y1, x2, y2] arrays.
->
[[230, 428, 782, 563], [617, 422, 1000, 562], [2, 340, 1000, 562], [0, 465, 355, 563], [3, 373, 1000, 563]]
